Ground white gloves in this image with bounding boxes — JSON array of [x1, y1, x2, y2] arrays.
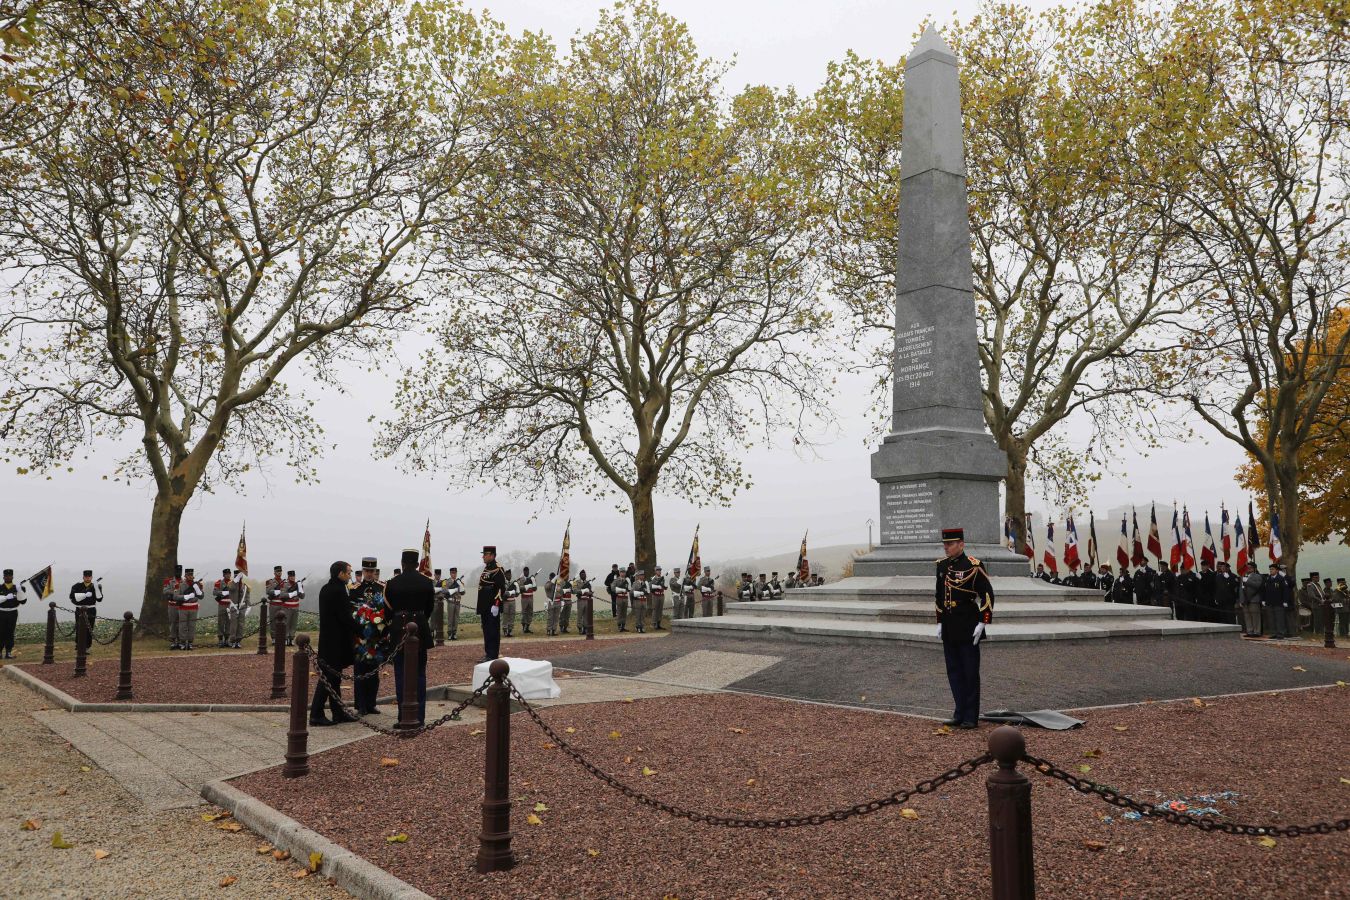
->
[[272, 590, 281, 597], [936, 623, 943, 638], [491, 604, 500, 617], [288, 591, 297, 599], [973, 622, 986, 644]]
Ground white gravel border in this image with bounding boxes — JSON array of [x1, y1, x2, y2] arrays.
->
[[201, 779, 433, 900]]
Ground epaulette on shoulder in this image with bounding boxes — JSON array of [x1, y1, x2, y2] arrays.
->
[[934, 557, 945, 565], [968, 556, 982, 566]]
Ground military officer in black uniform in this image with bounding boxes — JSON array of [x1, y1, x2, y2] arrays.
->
[[70, 570, 101, 650], [935, 528, 993, 730], [478, 546, 506, 662], [0, 569, 23, 658]]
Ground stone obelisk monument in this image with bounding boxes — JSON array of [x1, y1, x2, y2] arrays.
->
[[854, 25, 1027, 577]]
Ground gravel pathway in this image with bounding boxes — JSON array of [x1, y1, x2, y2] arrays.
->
[[558, 633, 1350, 713], [15, 635, 644, 706], [235, 685, 1350, 899], [0, 675, 351, 899]]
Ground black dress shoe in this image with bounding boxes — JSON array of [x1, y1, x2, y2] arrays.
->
[[309, 717, 335, 727], [941, 716, 961, 726], [332, 713, 359, 724], [958, 721, 978, 730]]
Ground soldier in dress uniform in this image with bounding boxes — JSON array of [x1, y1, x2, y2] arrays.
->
[[445, 567, 463, 640], [669, 567, 685, 621], [264, 565, 287, 640], [1097, 564, 1115, 599], [173, 567, 202, 650], [500, 569, 519, 637], [686, 567, 701, 616], [1302, 572, 1324, 636], [1132, 561, 1154, 607], [478, 546, 506, 662], [0, 569, 24, 658], [935, 528, 993, 730], [1240, 561, 1264, 636], [351, 557, 389, 715], [514, 567, 534, 635], [557, 573, 575, 635], [1214, 561, 1239, 625], [1261, 562, 1287, 638], [212, 568, 233, 647], [1110, 566, 1133, 604], [612, 568, 631, 632], [631, 569, 650, 634], [605, 564, 620, 618], [1334, 577, 1349, 638], [545, 572, 561, 636], [164, 565, 182, 648], [650, 566, 667, 630], [559, 571, 575, 634], [1176, 565, 1200, 622], [769, 572, 784, 600], [1032, 564, 1051, 583], [228, 569, 249, 648], [282, 570, 304, 644], [431, 569, 447, 645], [699, 566, 716, 616], [754, 573, 771, 601], [575, 570, 593, 636], [737, 573, 754, 602], [70, 570, 102, 651], [785, 572, 799, 590]]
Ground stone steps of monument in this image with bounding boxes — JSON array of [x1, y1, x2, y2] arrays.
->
[[726, 599, 1172, 624], [789, 577, 1106, 603], [673, 614, 1240, 645]]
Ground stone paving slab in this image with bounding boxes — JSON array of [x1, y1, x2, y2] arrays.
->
[[637, 649, 783, 690]]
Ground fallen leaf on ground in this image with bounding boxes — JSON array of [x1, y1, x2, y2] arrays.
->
[[93, 849, 110, 860], [255, 844, 272, 854], [565, 727, 576, 734], [201, 811, 232, 822], [469, 729, 484, 737], [55, 787, 67, 796], [526, 814, 543, 826], [587, 848, 600, 857], [540, 743, 555, 750], [932, 725, 952, 736], [1337, 681, 1346, 687], [624, 755, 633, 763], [80, 766, 91, 772], [1339, 777, 1350, 786], [860, 695, 866, 701], [51, 831, 73, 849], [379, 757, 399, 768], [272, 849, 291, 860], [900, 809, 919, 820], [308, 852, 322, 872], [385, 834, 408, 844], [1292, 666, 1307, 672], [1112, 725, 1128, 732], [1083, 749, 1102, 759], [641, 766, 657, 777], [1078, 765, 1092, 774], [746, 778, 756, 786], [291, 869, 311, 879], [727, 727, 746, 734], [217, 822, 243, 832], [609, 731, 621, 740], [20, 819, 39, 831], [623, 698, 634, 703], [636, 746, 645, 752], [1258, 837, 1277, 849], [219, 876, 238, 887], [533, 802, 549, 812], [1191, 698, 1207, 708], [1083, 840, 1107, 851]]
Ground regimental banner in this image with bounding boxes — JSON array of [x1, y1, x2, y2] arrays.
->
[[796, 531, 810, 582], [26, 565, 54, 599], [1147, 503, 1163, 562], [686, 524, 701, 579], [557, 519, 571, 584], [235, 525, 249, 576], [1063, 514, 1080, 572], [419, 519, 433, 577], [1220, 506, 1232, 565]]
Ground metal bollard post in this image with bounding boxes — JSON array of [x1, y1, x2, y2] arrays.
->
[[717, 590, 725, 616], [43, 602, 56, 665], [283, 635, 311, 778], [476, 658, 515, 873], [74, 610, 88, 677], [1323, 596, 1337, 649], [586, 591, 595, 641], [115, 612, 135, 700], [270, 612, 287, 699], [257, 603, 269, 655], [987, 726, 1035, 900], [395, 622, 421, 731]]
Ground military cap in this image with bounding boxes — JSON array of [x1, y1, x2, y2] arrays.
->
[[273, 565, 283, 572], [941, 527, 964, 542], [2, 569, 12, 578], [362, 556, 378, 570], [184, 567, 194, 575], [222, 568, 231, 575], [83, 569, 93, 577], [482, 545, 496, 555]]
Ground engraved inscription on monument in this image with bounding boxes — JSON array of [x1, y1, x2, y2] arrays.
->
[[881, 480, 937, 543], [894, 324, 936, 388]]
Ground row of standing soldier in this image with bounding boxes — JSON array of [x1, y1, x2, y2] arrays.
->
[[160, 565, 303, 650], [734, 571, 824, 603], [607, 565, 717, 633], [0, 568, 101, 657]]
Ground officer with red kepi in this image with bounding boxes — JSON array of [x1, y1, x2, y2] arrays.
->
[[935, 527, 994, 730]]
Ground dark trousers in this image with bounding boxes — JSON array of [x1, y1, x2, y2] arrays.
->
[[942, 638, 981, 724], [0, 610, 16, 652], [310, 661, 347, 720], [482, 611, 500, 660], [353, 659, 380, 713], [76, 607, 96, 650], [394, 652, 428, 724]]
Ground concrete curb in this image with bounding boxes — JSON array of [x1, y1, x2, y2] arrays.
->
[[2, 665, 287, 713], [201, 780, 433, 900]]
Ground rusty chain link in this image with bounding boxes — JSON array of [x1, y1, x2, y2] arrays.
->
[[307, 651, 484, 738], [505, 680, 991, 828], [1024, 754, 1350, 838]]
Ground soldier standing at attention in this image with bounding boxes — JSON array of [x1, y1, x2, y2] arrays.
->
[[478, 546, 506, 662], [1334, 577, 1349, 638], [1176, 564, 1201, 622], [751, 573, 769, 601], [785, 571, 799, 590], [431, 569, 446, 645], [351, 558, 389, 715], [559, 571, 575, 634], [545, 572, 561, 636], [935, 528, 993, 730], [228, 569, 249, 648], [574, 571, 593, 636], [501, 569, 519, 638], [631, 569, 650, 634], [671, 566, 686, 621], [164, 565, 182, 649], [557, 573, 574, 634], [1097, 564, 1115, 599], [1214, 561, 1239, 625], [174, 568, 201, 650], [519, 567, 537, 634], [213, 568, 233, 648], [0, 569, 24, 658], [769, 572, 784, 600], [1240, 561, 1264, 637], [281, 570, 304, 645], [650, 566, 667, 629], [1110, 566, 1133, 605], [1132, 561, 1153, 607], [386, 549, 435, 726], [604, 564, 620, 618], [70, 570, 102, 651], [612, 568, 631, 632], [446, 567, 463, 640], [264, 566, 286, 639], [737, 573, 754, 602], [699, 566, 716, 616]]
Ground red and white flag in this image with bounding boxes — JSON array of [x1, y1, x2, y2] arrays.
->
[[1219, 505, 1232, 564], [1022, 513, 1035, 562], [1063, 514, 1080, 572], [1169, 506, 1184, 569], [1234, 513, 1248, 572], [1043, 521, 1058, 576], [1246, 503, 1259, 568], [1147, 503, 1163, 562], [1131, 508, 1146, 568], [234, 524, 249, 576], [418, 519, 432, 577], [1200, 511, 1217, 569], [1181, 507, 1196, 570], [1116, 513, 1130, 569], [1269, 512, 1283, 564]]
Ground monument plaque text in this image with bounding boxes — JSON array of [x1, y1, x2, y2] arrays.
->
[[881, 480, 937, 544]]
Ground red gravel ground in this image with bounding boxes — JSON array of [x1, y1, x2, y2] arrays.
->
[[13, 637, 640, 705], [234, 686, 1350, 899]]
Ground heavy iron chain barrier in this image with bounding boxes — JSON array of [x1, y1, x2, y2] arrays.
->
[[312, 629, 411, 683], [1023, 754, 1350, 838], [504, 680, 992, 828], [304, 645, 483, 738]]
